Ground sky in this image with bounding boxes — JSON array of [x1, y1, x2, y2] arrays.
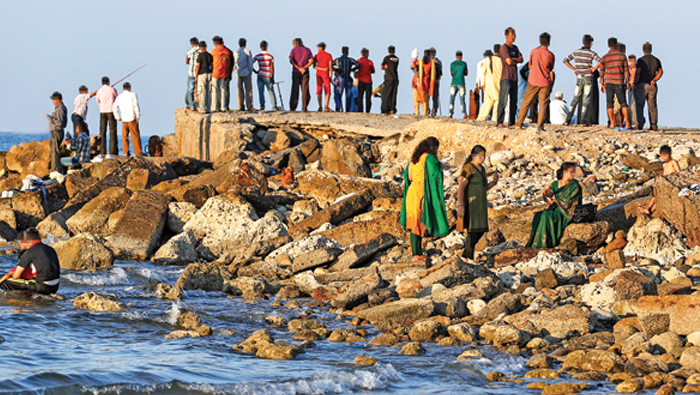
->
[[0, 0, 697, 135]]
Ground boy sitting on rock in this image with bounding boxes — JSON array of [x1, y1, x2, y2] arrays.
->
[[639, 145, 680, 215], [61, 122, 91, 170]]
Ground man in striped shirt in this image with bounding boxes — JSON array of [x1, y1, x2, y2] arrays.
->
[[333, 47, 359, 112], [253, 40, 279, 111], [562, 34, 601, 126], [599, 37, 630, 129]]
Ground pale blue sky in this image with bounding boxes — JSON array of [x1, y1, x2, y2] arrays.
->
[[0, 0, 696, 134]]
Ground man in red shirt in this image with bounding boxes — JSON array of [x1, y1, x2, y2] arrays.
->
[[599, 37, 631, 129], [515, 32, 555, 131], [314, 42, 333, 112], [356, 48, 375, 113], [211, 36, 233, 112]]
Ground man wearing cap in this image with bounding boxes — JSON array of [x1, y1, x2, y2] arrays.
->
[[0, 229, 61, 295], [549, 91, 569, 125], [46, 92, 67, 173], [112, 82, 142, 156]]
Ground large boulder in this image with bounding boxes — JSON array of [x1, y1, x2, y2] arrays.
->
[[514, 304, 596, 338], [596, 186, 653, 231], [290, 248, 343, 274], [126, 168, 159, 190], [65, 173, 97, 199], [182, 192, 288, 260], [623, 217, 693, 265], [152, 231, 198, 265], [166, 201, 198, 233], [330, 233, 397, 272], [288, 189, 374, 236], [6, 140, 50, 178], [52, 233, 114, 271], [330, 270, 385, 310], [321, 139, 371, 178], [65, 187, 132, 237], [174, 110, 255, 161], [615, 270, 658, 301], [266, 235, 343, 263], [655, 172, 700, 247], [630, 295, 700, 335], [176, 262, 224, 292], [108, 190, 170, 260], [561, 221, 613, 253], [74, 292, 125, 312], [318, 212, 404, 247], [356, 298, 435, 327], [417, 256, 493, 289], [296, 169, 401, 208], [12, 190, 47, 231]]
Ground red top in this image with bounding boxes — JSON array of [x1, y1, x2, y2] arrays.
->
[[211, 46, 232, 79], [527, 46, 555, 88], [315, 50, 333, 77], [357, 57, 375, 83]]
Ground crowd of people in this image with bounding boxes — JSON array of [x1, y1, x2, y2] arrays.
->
[[184, 29, 663, 131]]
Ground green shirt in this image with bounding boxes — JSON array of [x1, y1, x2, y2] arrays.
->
[[450, 60, 468, 86]]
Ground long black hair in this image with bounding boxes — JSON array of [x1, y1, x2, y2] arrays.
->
[[556, 162, 577, 180], [411, 137, 440, 164], [467, 145, 486, 164]]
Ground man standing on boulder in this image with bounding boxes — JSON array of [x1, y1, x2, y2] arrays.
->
[[380, 45, 399, 115], [46, 91, 67, 174], [289, 38, 314, 112], [211, 36, 233, 112], [112, 82, 142, 156], [0, 229, 60, 295], [96, 76, 118, 156], [496, 27, 523, 128], [234, 38, 255, 111]]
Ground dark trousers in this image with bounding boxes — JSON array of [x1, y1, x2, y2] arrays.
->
[[50, 129, 64, 173], [463, 231, 485, 260], [517, 84, 551, 129], [71, 113, 89, 135], [496, 79, 519, 125], [381, 79, 399, 114], [99, 112, 118, 155], [290, 72, 310, 111], [431, 81, 440, 116], [0, 278, 59, 295], [605, 84, 627, 109], [634, 83, 658, 128], [357, 81, 372, 113]]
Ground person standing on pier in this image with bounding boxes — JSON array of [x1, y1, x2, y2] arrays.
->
[[211, 36, 233, 112], [634, 42, 663, 131], [448, 50, 468, 119], [112, 82, 142, 156], [72, 85, 93, 135], [496, 27, 523, 128], [254, 40, 278, 111], [599, 37, 630, 130], [234, 38, 255, 111], [356, 48, 375, 113], [195, 41, 213, 114], [380, 45, 399, 115], [429, 48, 443, 116], [96, 76, 118, 155], [477, 46, 503, 121], [333, 46, 359, 112], [185, 37, 200, 111], [562, 34, 600, 126], [46, 92, 67, 174], [515, 32, 555, 131], [313, 42, 333, 112], [289, 38, 313, 112]]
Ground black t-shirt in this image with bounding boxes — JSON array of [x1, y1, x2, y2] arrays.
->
[[382, 55, 399, 81], [637, 55, 662, 85], [197, 51, 213, 75], [19, 243, 60, 283]]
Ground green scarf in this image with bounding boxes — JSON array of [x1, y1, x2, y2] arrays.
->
[[400, 154, 450, 237]]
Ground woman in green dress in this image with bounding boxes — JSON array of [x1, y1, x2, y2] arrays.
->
[[526, 162, 583, 248], [457, 145, 499, 260]]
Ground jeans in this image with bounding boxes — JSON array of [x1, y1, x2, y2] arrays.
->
[[381, 79, 398, 114], [99, 112, 118, 155], [290, 72, 310, 111], [634, 83, 658, 128], [496, 79, 518, 125], [605, 84, 627, 109], [566, 76, 592, 124], [431, 81, 440, 116], [257, 76, 277, 110], [237, 75, 253, 111], [448, 84, 467, 117], [211, 77, 226, 112], [338, 75, 354, 112], [61, 156, 80, 168], [223, 77, 231, 111], [197, 73, 212, 113], [186, 76, 196, 110], [357, 81, 372, 113], [50, 129, 64, 173]]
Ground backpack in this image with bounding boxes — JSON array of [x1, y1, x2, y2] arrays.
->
[[146, 135, 163, 157]]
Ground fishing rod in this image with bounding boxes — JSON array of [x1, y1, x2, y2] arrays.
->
[[111, 64, 148, 87]]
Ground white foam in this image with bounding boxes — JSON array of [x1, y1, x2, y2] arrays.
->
[[132, 267, 168, 282], [161, 302, 181, 325], [62, 267, 130, 286]]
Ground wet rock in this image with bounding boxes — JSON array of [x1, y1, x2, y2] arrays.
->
[[267, 235, 343, 263], [12, 190, 47, 231], [447, 323, 477, 342], [368, 332, 400, 346], [356, 298, 435, 327], [153, 231, 198, 265], [561, 221, 613, 253], [108, 190, 170, 260], [527, 354, 555, 369], [73, 292, 125, 312], [226, 277, 275, 299], [624, 217, 693, 265], [289, 189, 373, 236], [354, 355, 378, 366], [176, 262, 224, 292], [265, 316, 288, 328], [616, 270, 658, 301], [399, 341, 425, 356], [166, 201, 198, 233], [515, 304, 596, 338], [165, 330, 200, 339], [292, 330, 320, 341], [287, 319, 326, 332], [154, 283, 182, 301], [631, 296, 700, 335], [524, 369, 560, 379], [53, 233, 114, 271], [617, 378, 645, 393], [563, 349, 624, 373], [625, 357, 669, 377], [408, 319, 446, 342], [328, 328, 366, 342], [330, 271, 384, 310], [183, 192, 288, 260], [493, 324, 526, 348], [293, 272, 323, 294], [36, 212, 70, 240]]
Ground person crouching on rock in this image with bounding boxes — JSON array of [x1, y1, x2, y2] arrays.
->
[[400, 136, 449, 262], [457, 145, 499, 260], [526, 162, 582, 248], [0, 229, 60, 295], [61, 123, 91, 171]]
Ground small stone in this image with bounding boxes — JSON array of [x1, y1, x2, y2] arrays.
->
[[399, 341, 425, 356], [457, 349, 484, 360], [354, 355, 378, 366], [524, 369, 560, 379], [616, 378, 645, 393]]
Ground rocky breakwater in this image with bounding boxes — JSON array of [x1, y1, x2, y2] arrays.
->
[[2, 111, 700, 392]]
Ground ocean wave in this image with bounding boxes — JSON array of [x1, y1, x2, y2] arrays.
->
[[62, 267, 130, 286], [130, 267, 170, 283]]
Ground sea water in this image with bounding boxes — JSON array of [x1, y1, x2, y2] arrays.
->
[[0, 131, 152, 153]]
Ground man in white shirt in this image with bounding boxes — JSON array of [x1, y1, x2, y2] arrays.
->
[[112, 82, 142, 156], [72, 85, 94, 135], [95, 76, 118, 156], [234, 38, 255, 111], [549, 91, 570, 125]]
